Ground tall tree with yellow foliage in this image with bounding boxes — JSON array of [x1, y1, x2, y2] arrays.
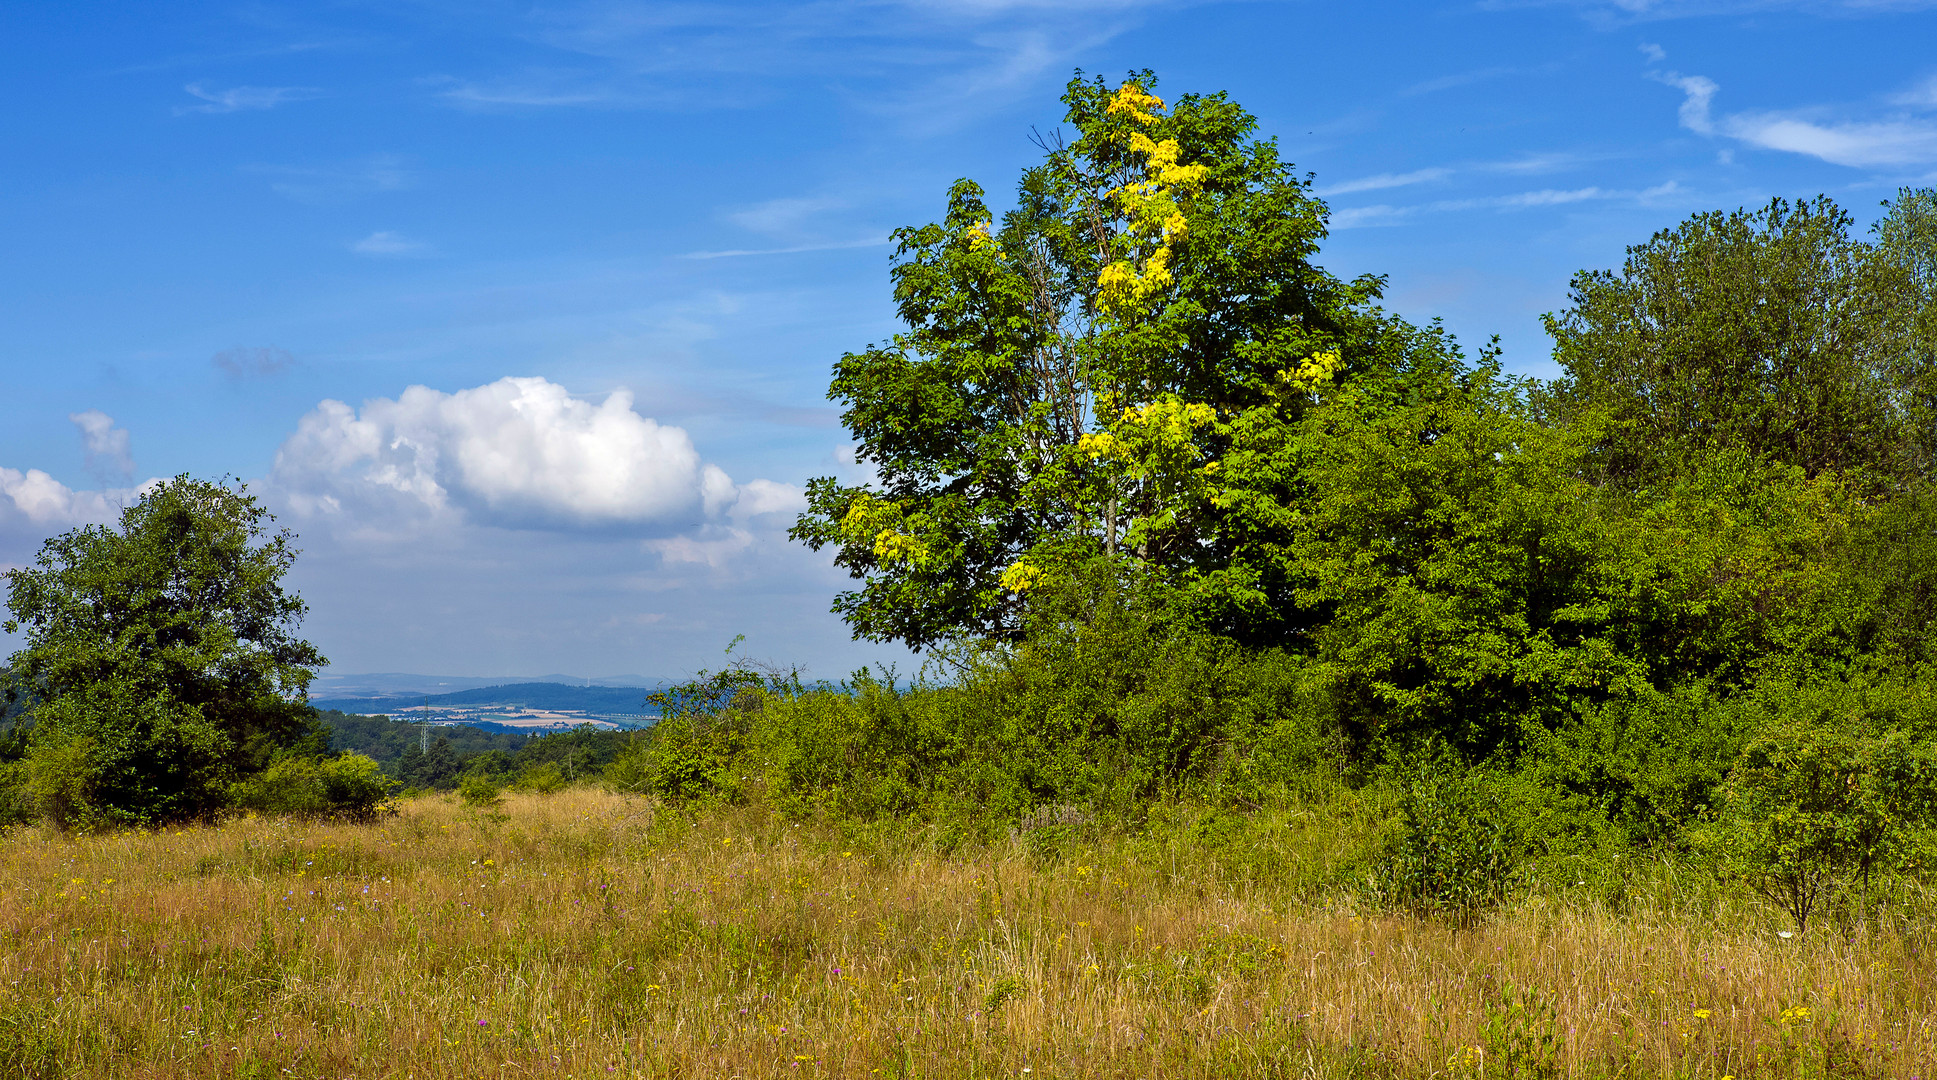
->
[[792, 71, 1466, 649]]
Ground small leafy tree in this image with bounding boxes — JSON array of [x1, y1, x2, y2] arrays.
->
[[1706, 722, 1937, 933], [609, 639, 797, 804], [3, 476, 326, 827]]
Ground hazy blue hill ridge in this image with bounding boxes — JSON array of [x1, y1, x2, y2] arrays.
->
[[311, 672, 665, 697]]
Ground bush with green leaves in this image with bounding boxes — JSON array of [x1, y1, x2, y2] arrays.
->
[[1701, 712, 1937, 933], [457, 772, 504, 812], [607, 715, 745, 805], [605, 642, 785, 804], [1367, 756, 1523, 927], [4, 680, 233, 829], [514, 761, 567, 793], [229, 752, 396, 822], [744, 565, 1343, 831]]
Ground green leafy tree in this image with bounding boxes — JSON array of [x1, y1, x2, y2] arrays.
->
[[1285, 367, 1865, 757], [792, 70, 1454, 649], [1876, 186, 1937, 299], [1545, 196, 1933, 486], [2, 476, 325, 826]]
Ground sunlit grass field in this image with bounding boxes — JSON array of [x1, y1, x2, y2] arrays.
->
[[3, 788, 1934, 1078]]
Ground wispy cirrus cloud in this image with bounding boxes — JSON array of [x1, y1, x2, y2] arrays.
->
[[1313, 152, 1607, 206], [175, 82, 321, 115], [1654, 68, 1937, 167], [680, 237, 890, 260], [213, 346, 296, 380], [1398, 63, 1559, 97], [1649, 70, 1719, 134], [1891, 75, 1937, 108], [1332, 181, 1680, 228], [410, 0, 1187, 129], [249, 155, 413, 204], [725, 196, 852, 241], [424, 71, 640, 110], [1314, 168, 1454, 197], [351, 231, 431, 257], [1479, 150, 1607, 174], [685, 194, 893, 259], [1489, 0, 1937, 23]]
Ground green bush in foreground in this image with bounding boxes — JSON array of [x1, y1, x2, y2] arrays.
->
[[230, 752, 397, 822], [1366, 757, 1522, 928], [1701, 719, 1937, 933], [2, 476, 326, 828]]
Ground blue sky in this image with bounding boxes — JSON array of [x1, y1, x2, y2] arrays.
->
[[3, 0, 1935, 680]]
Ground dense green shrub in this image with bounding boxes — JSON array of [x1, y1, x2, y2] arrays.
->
[[1511, 681, 1751, 854], [1366, 757, 1523, 927], [10, 682, 233, 828], [514, 761, 567, 793], [1698, 708, 1937, 932], [742, 568, 1349, 830], [608, 713, 745, 804], [457, 772, 503, 811], [230, 752, 397, 822]]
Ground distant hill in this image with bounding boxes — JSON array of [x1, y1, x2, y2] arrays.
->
[[311, 671, 665, 697], [312, 681, 660, 716]]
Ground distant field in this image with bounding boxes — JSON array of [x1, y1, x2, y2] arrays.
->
[[3, 792, 1934, 1078]]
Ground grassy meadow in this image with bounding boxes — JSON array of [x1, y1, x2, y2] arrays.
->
[[3, 788, 1935, 1079]]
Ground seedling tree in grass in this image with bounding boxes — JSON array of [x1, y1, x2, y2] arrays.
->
[[1705, 723, 1937, 933]]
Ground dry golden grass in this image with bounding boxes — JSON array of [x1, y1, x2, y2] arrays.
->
[[2, 789, 1933, 1079]]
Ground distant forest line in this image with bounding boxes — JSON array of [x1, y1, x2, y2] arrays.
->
[[320, 710, 637, 792]]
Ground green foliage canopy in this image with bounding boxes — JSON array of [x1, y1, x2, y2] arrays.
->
[[792, 70, 1460, 649], [2, 476, 325, 826], [1545, 197, 1936, 485]]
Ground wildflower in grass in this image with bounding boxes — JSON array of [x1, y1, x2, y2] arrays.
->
[[1694, 1009, 1711, 1019]]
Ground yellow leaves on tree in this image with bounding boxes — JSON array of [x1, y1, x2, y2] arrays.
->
[[1079, 395, 1221, 553], [1279, 349, 1343, 396], [965, 219, 1002, 257], [841, 492, 934, 569], [1095, 82, 1210, 322], [998, 559, 1046, 594]]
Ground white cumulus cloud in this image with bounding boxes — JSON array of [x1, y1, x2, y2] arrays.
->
[[0, 469, 122, 531], [272, 376, 799, 535], [0, 469, 159, 568]]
